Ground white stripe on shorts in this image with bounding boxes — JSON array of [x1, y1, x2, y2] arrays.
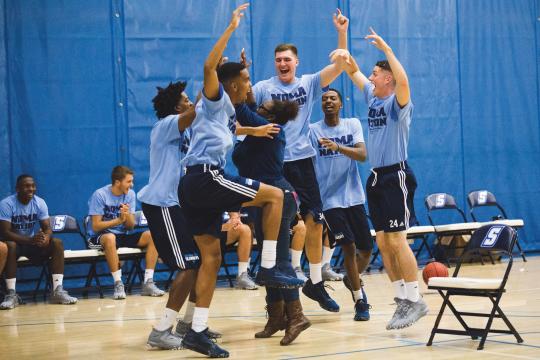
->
[[161, 207, 185, 269], [398, 169, 410, 229], [210, 170, 257, 199]]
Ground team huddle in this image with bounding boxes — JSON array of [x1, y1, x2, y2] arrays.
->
[[0, 4, 428, 359]]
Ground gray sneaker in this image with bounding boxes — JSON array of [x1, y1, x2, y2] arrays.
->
[[175, 320, 222, 339], [142, 279, 165, 297], [386, 298, 407, 330], [147, 326, 183, 350], [113, 281, 126, 300], [0, 289, 22, 310], [322, 263, 344, 281], [236, 271, 258, 290], [393, 298, 429, 329], [294, 266, 308, 282], [50, 285, 78, 305]]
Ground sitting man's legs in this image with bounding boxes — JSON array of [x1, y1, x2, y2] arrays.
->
[[0, 241, 6, 277], [225, 223, 257, 290], [99, 233, 125, 300], [135, 230, 164, 297], [0, 241, 18, 310]]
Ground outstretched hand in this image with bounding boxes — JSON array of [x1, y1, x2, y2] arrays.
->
[[253, 123, 281, 139], [329, 48, 351, 69], [229, 3, 249, 30], [365, 27, 391, 52], [332, 8, 349, 32], [240, 48, 251, 68]]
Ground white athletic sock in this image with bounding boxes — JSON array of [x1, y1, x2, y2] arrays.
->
[[52, 274, 63, 290], [405, 281, 420, 302], [322, 246, 334, 266], [353, 289, 363, 302], [290, 249, 302, 268], [5, 278, 16, 291], [261, 240, 277, 269], [112, 269, 122, 283], [155, 307, 178, 331], [192, 307, 209, 333], [144, 269, 154, 283], [309, 263, 322, 284], [393, 279, 406, 300], [238, 262, 249, 275], [183, 301, 196, 323]]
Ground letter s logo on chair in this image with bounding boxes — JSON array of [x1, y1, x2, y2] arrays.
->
[[53, 215, 67, 231], [481, 225, 504, 248]]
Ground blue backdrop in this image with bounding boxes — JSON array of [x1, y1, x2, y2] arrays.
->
[[1, 0, 539, 251]]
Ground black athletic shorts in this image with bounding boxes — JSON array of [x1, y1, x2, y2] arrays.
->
[[324, 204, 374, 251], [283, 157, 324, 223], [13, 240, 57, 263], [366, 161, 417, 233], [141, 203, 200, 270], [87, 231, 143, 249], [179, 164, 260, 238]]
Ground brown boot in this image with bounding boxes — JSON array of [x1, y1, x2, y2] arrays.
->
[[280, 299, 311, 346], [255, 300, 287, 338]]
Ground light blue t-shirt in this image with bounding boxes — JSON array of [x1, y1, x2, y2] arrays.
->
[[310, 118, 366, 210], [182, 85, 236, 168], [137, 115, 184, 207], [253, 73, 322, 162], [0, 194, 49, 237], [87, 185, 136, 236], [363, 81, 413, 168]]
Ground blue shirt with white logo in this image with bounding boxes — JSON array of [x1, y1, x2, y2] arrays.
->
[[310, 118, 366, 210], [362, 81, 413, 168], [253, 73, 322, 162], [138, 115, 184, 207], [88, 185, 136, 236], [182, 85, 236, 168], [0, 194, 49, 237]]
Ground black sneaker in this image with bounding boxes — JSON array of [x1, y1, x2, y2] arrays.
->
[[354, 298, 371, 321], [343, 275, 368, 304], [255, 266, 305, 289], [302, 279, 339, 312], [182, 328, 229, 358]]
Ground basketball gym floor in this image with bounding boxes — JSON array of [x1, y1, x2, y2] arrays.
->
[[1, 257, 539, 359]]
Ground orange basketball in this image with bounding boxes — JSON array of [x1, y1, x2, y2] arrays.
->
[[422, 261, 449, 284]]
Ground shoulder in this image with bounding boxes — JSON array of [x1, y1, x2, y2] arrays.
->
[[33, 195, 47, 207]]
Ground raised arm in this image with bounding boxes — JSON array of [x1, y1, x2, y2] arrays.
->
[[366, 27, 410, 106], [320, 9, 349, 87], [203, 3, 249, 100]]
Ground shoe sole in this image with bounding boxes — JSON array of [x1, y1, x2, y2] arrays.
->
[[146, 342, 183, 350], [394, 309, 429, 329], [280, 321, 311, 346], [183, 342, 229, 358]]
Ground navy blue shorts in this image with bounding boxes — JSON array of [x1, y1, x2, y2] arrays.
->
[[283, 157, 324, 223], [179, 165, 260, 238], [141, 203, 200, 270], [88, 231, 143, 249], [324, 205, 374, 251], [366, 161, 417, 233]]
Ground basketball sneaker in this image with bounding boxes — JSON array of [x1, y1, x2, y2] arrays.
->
[[236, 271, 258, 290], [113, 281, 126, 300], [394, 297, 429, 329], [0, 289, 22, 310], [50, 285, 78, 305], [293, 266, 308, 282], [354, 298, 371, 321], [141, 279, 165, 297], [386, 297, 407, 330], [147, 326, 183, 350], [302, 279, 340, 312], [182, 328, 229, 358], [322, 263, 344, 281], [175, 320, 222, 339], [255, 266, 305, 289]]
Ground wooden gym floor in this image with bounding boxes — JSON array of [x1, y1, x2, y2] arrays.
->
[[1, 257, 539, 359]]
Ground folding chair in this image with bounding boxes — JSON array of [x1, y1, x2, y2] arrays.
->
[[427, 224, 523, 350], [425, 193, 480, 266], [467, 190, 526, 261]]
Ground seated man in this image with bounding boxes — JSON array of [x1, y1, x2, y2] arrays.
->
[[221, 211, 257, 290], [87, 165, 164, 299], [0, 174, 77, 309]]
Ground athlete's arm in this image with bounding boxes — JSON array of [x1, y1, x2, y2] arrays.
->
[[0, 220, 35, 245], [178, 106, 196, 132], [320, 9, 349, 87], [319, 138, 366, 161], [203, 3, 249, 101], [236, 123, 280, 139], [366, 27, 410, 107], [91, 215, 124, 233], [341, 55, 369, 92]]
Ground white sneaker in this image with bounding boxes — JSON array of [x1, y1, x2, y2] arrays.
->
[[236, 271, 258, 290], [113, 281, 126, 300], [321, 263, 344, 281], [294, 266, 308, 282], [141, 279, 165, 297]]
